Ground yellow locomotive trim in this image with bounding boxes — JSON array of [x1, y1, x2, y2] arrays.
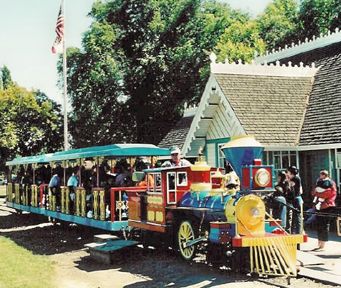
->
[[190, 183, 211, 192], [232, 234, 305, 247], [147, 195, 163, 205], [233, 234, 305, 277]]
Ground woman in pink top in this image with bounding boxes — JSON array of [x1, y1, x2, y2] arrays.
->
[[311, 170, 337, 251]]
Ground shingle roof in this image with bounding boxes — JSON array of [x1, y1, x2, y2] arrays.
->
[[214, 74, 313, 147], [277, 43, 341, 146], [158, 116, 194, 149]]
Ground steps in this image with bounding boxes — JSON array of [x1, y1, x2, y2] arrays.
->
[[85, 234, 139, 264]]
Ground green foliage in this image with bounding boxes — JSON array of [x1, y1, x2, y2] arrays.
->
[[297, 0, 341, 40], [257, 0, 298, 50], [258, 0, 341, 49], [215, 20, 266, 62], [64, 0, 254, 146], [0, 83, 63, 169], [1, 65, 13, 90], [60, 0, 341, 147]]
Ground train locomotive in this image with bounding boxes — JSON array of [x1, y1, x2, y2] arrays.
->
[[129, 136, 307, 277]]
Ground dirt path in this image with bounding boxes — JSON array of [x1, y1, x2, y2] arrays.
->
[[0, 199, 333, 288]]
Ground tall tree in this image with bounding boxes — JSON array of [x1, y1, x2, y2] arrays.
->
[[63, 0, 249, 146], [0, 85, 63, 169]]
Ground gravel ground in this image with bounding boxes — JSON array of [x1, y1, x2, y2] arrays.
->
[[0, 199, 336, 288]]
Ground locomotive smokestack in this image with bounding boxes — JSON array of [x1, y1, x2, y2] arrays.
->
[[221, 136, 264, 178]]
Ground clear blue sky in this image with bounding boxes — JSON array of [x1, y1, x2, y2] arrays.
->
[[0, 0, 271, 105]]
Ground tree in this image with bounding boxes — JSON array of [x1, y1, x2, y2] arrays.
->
[[0, 84, 63, 169], [1, 66, 13, 90], [257, 0, 298, 50], [214, 20, 266, 62], [63, 0, 249, 146], [297, 0, 341, 40]]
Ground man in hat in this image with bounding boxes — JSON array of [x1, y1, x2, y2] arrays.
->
[[162, 146, 191, 167]]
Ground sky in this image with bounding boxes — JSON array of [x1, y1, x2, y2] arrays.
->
[[0, 0, 272, 105]]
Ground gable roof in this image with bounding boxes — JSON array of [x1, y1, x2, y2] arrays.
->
[[255, 29, 341, 146], [160, 55, 319, 155], [214, 73, 313, 147]]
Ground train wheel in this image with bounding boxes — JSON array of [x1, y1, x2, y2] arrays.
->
[[177, 221, 196, 260]]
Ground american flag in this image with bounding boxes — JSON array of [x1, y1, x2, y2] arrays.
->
[[51, 3, 64, 54]]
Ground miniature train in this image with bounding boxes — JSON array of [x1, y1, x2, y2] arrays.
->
[[5, 138, 307, 277]]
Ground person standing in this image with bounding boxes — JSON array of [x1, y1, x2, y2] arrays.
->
[[312, 170, 337, 251], [286, 166, 304, 234], [273, 171, 289, 228]]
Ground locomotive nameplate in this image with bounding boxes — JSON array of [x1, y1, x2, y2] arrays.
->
[[147, 196, 163, 205]]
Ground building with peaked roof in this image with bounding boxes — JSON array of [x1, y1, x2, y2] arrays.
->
[[159, 28, 341, 197], [255, 28, 341, 195]]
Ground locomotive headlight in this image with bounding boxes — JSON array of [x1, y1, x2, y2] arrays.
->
[[251, 207, 260, 217], [254, 168, 271, 187], [235, 194, 265, 236]]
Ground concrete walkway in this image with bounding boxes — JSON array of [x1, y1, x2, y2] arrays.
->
[[298, 229, 341, 286]]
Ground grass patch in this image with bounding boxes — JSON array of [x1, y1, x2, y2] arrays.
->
[[0, 237, 55, 288]]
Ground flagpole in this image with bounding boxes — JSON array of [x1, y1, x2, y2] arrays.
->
[[62, 0, 69, 151]]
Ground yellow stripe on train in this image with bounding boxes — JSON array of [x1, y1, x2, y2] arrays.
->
[[232, 234, 306, 247]]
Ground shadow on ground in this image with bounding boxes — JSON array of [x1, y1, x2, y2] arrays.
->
[[75, 245, 251, 288], [0, 203, 107, 255]]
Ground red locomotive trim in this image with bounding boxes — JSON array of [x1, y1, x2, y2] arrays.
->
[[269, 220, 282, 226], [232, 237, 243, 247], [210, 222, 231, 229], [128, 220, 167, 233], [303, 233, 308, 242]]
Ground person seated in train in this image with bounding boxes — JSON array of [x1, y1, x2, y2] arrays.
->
[[81, 159, 95, 215], [161, 146, 191, 167], [114, 159, 132, 187], [22, 169, 33, 205], [48, 169, 61, 211], [99, 160, 110, 187], [134, 157, 154, 187], [67, 168, 79, 214], [36, 164, 50, 185]]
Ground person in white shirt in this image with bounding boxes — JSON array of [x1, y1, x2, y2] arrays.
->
[[162, 147, 191, 167]]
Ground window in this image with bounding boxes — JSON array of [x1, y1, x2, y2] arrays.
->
[[264, 150, 298, 171], [336, 151, 341, 169], [147, 173, 162, 193], [282, 152, 289, 169], [167, 172, 176, 191], [177, 172, 188, 186], [218, 143, 226, 168]]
